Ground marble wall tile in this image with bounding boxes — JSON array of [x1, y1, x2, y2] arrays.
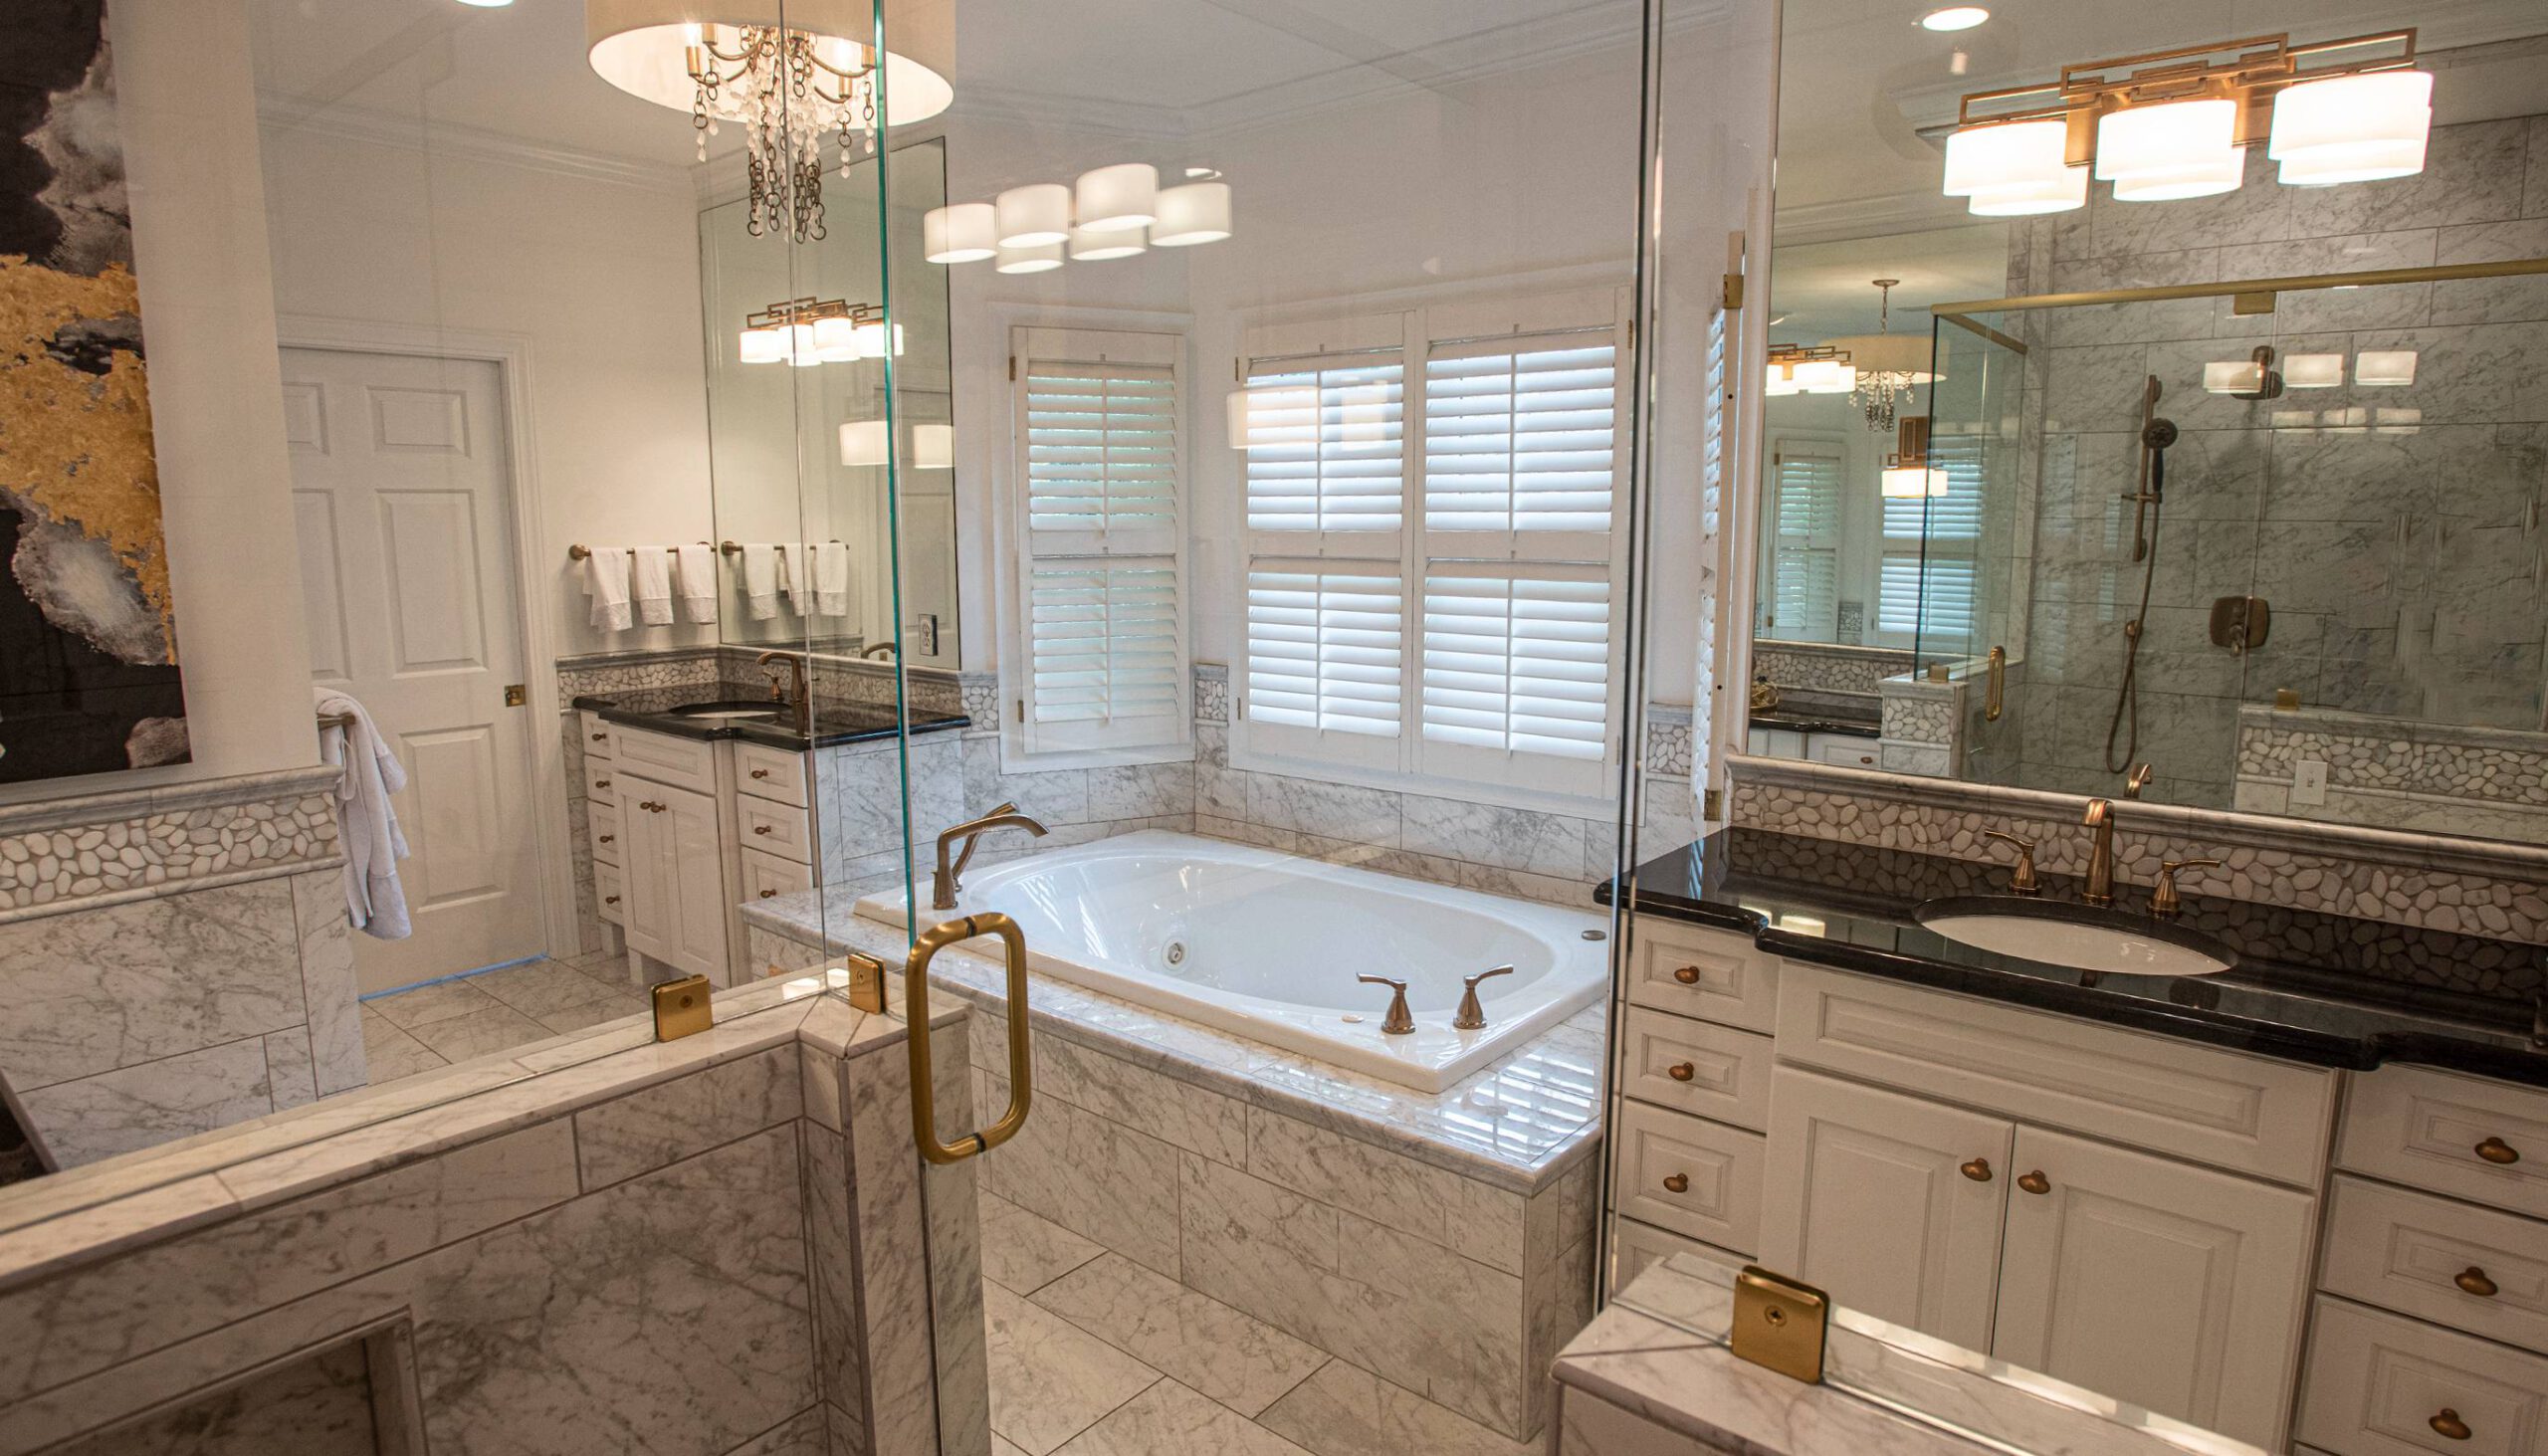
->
[[0, 1119, 580, 1403], [1034, 1031, 1248, 1165], [574, 1045, 803, 1189], [290, 871, 365, 1098], [1259, 1358, 1540, 1456], [1247, 773, 1402, 847], [730, 1407, 834, 1456], [49, 1334, 378, 1456], [1400, 795, 1590, 880], [1030, 1253, 1325, 1419], [264, 1031, 318, 1113], [799, 1119, 868, 1447], [21, 1038, 279, 1169], [2286, 116, 2531, 238], [0, 877, 305, 1089], [841, 1036, 946, 1456], [1087, 761, 1195, 821], [962, 736, 1092, 825], [1523, 1234, 1597, 1437], [1244, 1106, 1526, 1276], [977, 1068, 1181, 1277], [982, 1282, 1163, 1455], [922, 1015, 991, 1456]]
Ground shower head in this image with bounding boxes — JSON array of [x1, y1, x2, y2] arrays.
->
[[2142, 416, 2179, 451]]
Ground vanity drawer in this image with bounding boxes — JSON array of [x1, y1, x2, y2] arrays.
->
[[740, 846, 812, 907], [2322, 1175, 2548, 1355], [587, 799, 622, 868], [613, 728, 720, 796], [1613, 1100, 1764, 1252], [1609, 1216, 1748, 1298], [595, 859, 624, 926], [1775, 964, 2337, 1185], [578, 711, 616, 760], [735, 741, 808, 808], [2297, 1298, 2548, 1456], [2341, 1066, 2548, 1222], [737, 795, 813, 865], [1621, 1005, 1774, 1132], [1624, 921, 1780, 1033], [583, 756, 621, 804]]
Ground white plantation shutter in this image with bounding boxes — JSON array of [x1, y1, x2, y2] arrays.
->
[[1241, 352, 1404, 543], [1243, 564, 1403, 768], [1422, 332, 1615, 558], [1010, 327, 1188, 753], [1419, 565, 1611, 791], [1878, 428, 1984, 648], [1768, 442, 1842, 639]]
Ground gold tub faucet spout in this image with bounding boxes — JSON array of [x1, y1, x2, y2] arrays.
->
[[933, 803, 1049, 909]]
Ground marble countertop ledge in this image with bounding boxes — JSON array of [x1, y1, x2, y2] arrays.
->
[[743, 892, 1604, 1192], [1559, 1255, 2262, 1456], [0, 763, 342, 835]]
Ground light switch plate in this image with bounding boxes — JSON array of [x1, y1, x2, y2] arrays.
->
[[2292, 758, 2329, 805]]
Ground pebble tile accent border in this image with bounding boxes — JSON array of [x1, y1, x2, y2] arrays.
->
[[2239, 707, 2548, 809], [1644, 704, 1694, 778], [0, 766, 344, 923], [1753, 643, 1915, 697]]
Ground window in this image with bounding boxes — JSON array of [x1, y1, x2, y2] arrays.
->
[[1766, 441, 1842, 639], [1009, 327, 1188, 753], [1877, 428, 1984, 649], [1236, 299, 1625, 801]]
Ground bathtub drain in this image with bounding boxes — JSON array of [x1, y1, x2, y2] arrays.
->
[[1163, 940, 1187, 967]]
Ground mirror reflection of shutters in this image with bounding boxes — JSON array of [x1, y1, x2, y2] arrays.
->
[[1878, 431, 1983, 645], [1770, 443, 1842, 641]]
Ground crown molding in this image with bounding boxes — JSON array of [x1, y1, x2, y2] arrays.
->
[[255, 94, 697, 196], [1771, 187, 1981, 247]]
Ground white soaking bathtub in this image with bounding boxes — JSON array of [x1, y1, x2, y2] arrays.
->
[[853, 829, 1608, 1092]]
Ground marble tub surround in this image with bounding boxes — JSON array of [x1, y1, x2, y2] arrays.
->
[[1557, 1254, 2259, 1456], [1727, 752, 2548, 943], [0, 978, 981, 1456], [0, 766, 364, 1167], [744, 902, 1602, 1440]]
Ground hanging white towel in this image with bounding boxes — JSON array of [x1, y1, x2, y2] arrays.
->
[[629, 546, 675, 626], [780, 541, 817, 615], [582, 547, 633, 632], [673, 543, 720, 624], [741, 543, 782, 620], [316, 686, 412, 941], [811, 540, 854, 617]]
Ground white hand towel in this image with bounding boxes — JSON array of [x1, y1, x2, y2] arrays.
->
[[812, 540, 854, 617], [629, 546, 675, 626], [741, 543, 782, 620], [316, 685, 412, 940], [582, 547, 633, 632], [780, 542, 817, 614], [673, 543, 720, 624]]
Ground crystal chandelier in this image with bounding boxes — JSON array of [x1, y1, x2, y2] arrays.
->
[[587, 2, 955, 244], [1821, 280, 1939, 434]]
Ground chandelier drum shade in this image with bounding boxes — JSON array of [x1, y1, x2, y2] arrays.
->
[[1821, 280, 1939, 434], [586, 0, 954, 242]]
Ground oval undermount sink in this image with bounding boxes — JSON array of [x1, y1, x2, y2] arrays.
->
[[1914, 897, 2237, 978]]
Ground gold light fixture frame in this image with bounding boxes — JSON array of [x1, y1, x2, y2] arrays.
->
[[1952, 28, 2421, 165], [743, 295, 883, 333], [1767, 342, 1851, 369]]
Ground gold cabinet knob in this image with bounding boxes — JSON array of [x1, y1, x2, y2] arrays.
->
[[759, 889, 777, 899], [595, 777, 610, 789], [2475, 1137, 2521, 1165], [598, 834, 614, 845], [1961, 1158, 1994, 1182], [2455, 1267, 2500, 1299], [590, 731, 607, 741], [1671, 965, 1702, 985], [751, 767, 772, 779], [1662, 1172, 1690, 1194], [1666, 1062, 1696, 1082], [2017, 1170, 2051, 1195], [2430, 1409, 2471, 1441], [753, 824, 773, 835], [604, 895, 620, 906]]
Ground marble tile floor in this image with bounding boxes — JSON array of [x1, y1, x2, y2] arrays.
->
[[980, 1190, 1540, 1456], [358, 952, 655, 1086]]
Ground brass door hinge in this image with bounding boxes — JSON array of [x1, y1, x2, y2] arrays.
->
[[503, 683, 527, 707], [651, 974, 713, 1041], [1723, 273, 1745, 312], [1731, 1266, 1828, 1383], [1703, 787, 1723, 821], [1008, 355, 1018, 381]]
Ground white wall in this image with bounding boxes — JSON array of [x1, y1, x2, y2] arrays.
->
[[255, 124, 717, 663], [0, 0, 319, 808]]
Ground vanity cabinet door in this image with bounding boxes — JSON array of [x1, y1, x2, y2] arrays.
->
[[1758, 1067, 2012, 1352], [614, 782, 674, 963], [1992, 1126, 2315, 1449], [657, 781, 727, 981]]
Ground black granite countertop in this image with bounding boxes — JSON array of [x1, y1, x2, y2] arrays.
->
[[571, 685, 967, 750], [1748, 711, 1881, 738], [1600, 828, 2548, 1089]]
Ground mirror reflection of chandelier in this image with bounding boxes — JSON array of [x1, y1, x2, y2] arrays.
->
[[587, 1, 955, 243], [1820, 280, 1939, 433]]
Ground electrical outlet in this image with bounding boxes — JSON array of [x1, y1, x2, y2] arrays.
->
[[2292, 758, 2329, 806]]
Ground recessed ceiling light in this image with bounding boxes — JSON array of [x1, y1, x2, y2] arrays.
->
[[1920, 7, 1990, 31]]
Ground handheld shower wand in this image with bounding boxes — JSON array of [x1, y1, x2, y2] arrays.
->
[[2104, 377, 2177, 776]]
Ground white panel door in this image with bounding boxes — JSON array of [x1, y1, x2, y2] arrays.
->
[[1992, 1126, 2317, 1448], [284, 347, 542, 993], [1759, 1066, 2012, 1352]]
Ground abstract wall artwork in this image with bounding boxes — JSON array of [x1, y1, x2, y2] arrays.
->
[[0, 0, 188, 784]]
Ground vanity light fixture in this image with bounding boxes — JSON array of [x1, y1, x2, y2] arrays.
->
[[934, 171, 1231, 270], [924, 202, 997, 263], [994, 239, 1066, 275], [1821, 280, 1938, 432], [1068, 224, 1148, 261], [1880, 416, 1949, 499], [1765, 343, 1854, 397], [994, 183, 1073, 248], [1939, 29, 2429, 214], [1919, 7, 1989, 33], [585, 0, 952, 243], [1151, 181, 1233, 246], [738, 296, 885, 366]]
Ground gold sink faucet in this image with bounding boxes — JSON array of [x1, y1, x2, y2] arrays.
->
[[2081, 798, 2117, 907], [754, 650, 811, 734], [933, 802, 1049, 909]]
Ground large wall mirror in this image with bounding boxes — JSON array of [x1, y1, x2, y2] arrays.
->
[[1750, 0, 2548, 846]]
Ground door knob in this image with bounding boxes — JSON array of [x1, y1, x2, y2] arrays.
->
[[1671, 964, 1702, 984], [2017, 1170, 2051, 1195], [1662, 1172, 1689, 1193], [2430, 1409, 2471, 1441], [2455, 1267, 2499, 1299], [1961, 1157, 1994, 1182], [2475, 1136, 2520, 1165], [1666, 1062, 1697, 1082]]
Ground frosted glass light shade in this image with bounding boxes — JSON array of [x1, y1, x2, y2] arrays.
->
[[1943, 120, 2086, 215], [915, 423, 954, 469], [994, 239, 1065, 274], [924, 202, 997, 263], [2285, 353, 2345, 388], [788, 321, 821, 367], [2269, 70, 2432, 185], [2355, 349, 2418, 386], [2203, 359, 2264, 395], [995, 183, 1072, 247], [811, 314, 859, 362], [2097, 99, 2242, 201], [1881, 463, 1949, 498], [1765, 362, 1802, 396], [1069, 224, 1147, 261], [839, 420, 888, 467], [1151, 181, 1231, 246], [740, 326, 785, 364], [1792, 359, 1856, 395], [850, 320, 906, 358], [1075, 163, 1159, 233]]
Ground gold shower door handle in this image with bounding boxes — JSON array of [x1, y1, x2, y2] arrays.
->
[[1985, 645, 2006, 722], [906, 911, 1033, 1166]]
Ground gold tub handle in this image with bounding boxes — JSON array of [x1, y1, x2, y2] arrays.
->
[[906, 911, 1034, 1165]]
